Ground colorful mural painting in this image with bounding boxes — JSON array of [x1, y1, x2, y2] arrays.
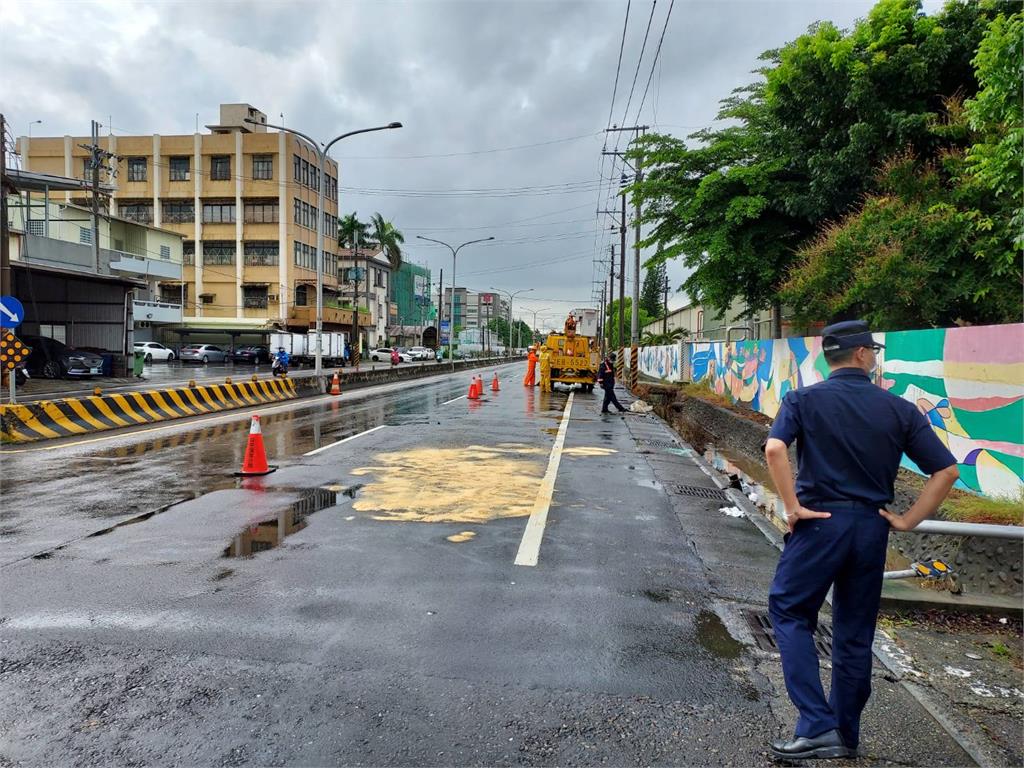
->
[[689, 324, 1024, 499], [638, 343, 684, 382]]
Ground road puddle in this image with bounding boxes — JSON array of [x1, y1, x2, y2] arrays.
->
[[222, 487, 337, 558], [695, 609, 744, 659], [350, 444, 545, 523]]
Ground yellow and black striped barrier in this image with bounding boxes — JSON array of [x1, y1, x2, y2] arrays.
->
[[0, 378, 298, 444]]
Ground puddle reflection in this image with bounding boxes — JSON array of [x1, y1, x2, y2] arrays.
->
[[223, 487, 337, 558]]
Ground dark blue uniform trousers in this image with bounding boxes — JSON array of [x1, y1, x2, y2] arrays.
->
[[768, 505, 890, 750]]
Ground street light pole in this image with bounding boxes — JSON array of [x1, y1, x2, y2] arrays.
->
[[415, 235, 494, 373], [246, 118, 401, 377], [489, 287, 533, 357], [526, 306, 551, 347]]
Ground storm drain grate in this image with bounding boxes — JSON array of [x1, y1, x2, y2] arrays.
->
[[743, 609, 833, 659], [636, 439, 681, 448], [670, 484, 730, 501]]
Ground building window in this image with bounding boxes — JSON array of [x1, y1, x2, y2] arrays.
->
[[243, 241, 279, 266], [159, 245, 172, 260], [243, 285, 269, 309], [375, 269, 385, 288], [202, 200, 236, 223], [252, 155, 273, 180], [312, 167, 320, 192], [27, 220, 45, 236], [162, 200, 194, 223], [295, 283, 308, 307], [210, 155, 231, 181], [120, 202, 153, 224], [160, 284, 187, 305], [244, 199, 279, 224], [183, 240, 195, 265], [301, 159, 310, 187], [169, 156, 190, 181], [293, 154, 301, 182], [293, 198, 302, 225], [127, 157, 147, 182], [203, 241, 235, 265]]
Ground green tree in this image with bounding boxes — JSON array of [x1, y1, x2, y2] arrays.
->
[[640, 262, 667, 318], [604, 297, 653, 348], [369, 213, 405, 271], [964, 9, 1023, 249], [630, 0, 1009, 332], [338, 212, 368, 249]]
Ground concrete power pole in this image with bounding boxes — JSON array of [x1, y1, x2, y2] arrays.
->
[[1, 113, 11, 299]]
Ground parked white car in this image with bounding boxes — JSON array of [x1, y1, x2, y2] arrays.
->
[[369, 347, 413, 363], [134, 341, 176, 362], [407, 346, 432, 360]]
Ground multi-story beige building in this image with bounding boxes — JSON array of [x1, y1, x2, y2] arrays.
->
[[17, 103, 357, 340]]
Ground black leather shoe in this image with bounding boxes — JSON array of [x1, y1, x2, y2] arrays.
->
[[770, 729, 850, 761]]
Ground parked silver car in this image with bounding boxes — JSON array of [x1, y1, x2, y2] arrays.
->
[[179, 344, 227, 364]]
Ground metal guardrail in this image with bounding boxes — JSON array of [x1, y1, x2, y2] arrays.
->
[[912, 518, 1023, 540]]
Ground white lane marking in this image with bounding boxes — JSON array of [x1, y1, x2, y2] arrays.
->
[[303, 425, 386, 456], [514, 391, 574, 567], [442, 394, 467, 405]]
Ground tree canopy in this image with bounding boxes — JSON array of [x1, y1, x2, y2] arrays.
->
[[629, 0, 1020, 332]]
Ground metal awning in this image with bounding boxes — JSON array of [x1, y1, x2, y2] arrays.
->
[[11, 260, 146, 287], [6, 169, 116, 194]]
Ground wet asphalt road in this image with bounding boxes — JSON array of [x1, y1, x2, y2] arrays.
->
[[0, 366, 973, 766]]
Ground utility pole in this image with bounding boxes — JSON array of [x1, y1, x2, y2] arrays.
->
[[437, 268, 443, 356], [1, 113, 11, 298], [90, 120, 100, 271], [608, 245, 616, 354], [662, 264, 669, 335], [79, 121, 116, 272], [349, 234, 361, 369], [604, 125, 647, 386]]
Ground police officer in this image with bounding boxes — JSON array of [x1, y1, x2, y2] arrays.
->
[[764, 320, 959, 761], [597, 354, 627, 414]]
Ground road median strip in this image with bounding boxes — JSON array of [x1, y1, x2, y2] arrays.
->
[[1, 357, 523, 444]]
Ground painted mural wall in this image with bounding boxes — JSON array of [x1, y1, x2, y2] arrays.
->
[[638, 343, 684, 382], [689, 324, 1024, 499]]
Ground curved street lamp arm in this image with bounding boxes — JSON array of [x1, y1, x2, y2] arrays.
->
[[452, 236, 495, 258], [325, 123, 402, 154], [415, 235, 456, 257]]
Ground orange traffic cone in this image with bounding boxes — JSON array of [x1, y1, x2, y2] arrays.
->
[[329, 372, 341, 396], [491, 373, 500, 392], [235, 414, 277, 476], [468, 377, 480, 400]]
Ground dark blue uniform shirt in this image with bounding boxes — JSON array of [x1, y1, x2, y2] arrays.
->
[[768, 367, 956, 509]]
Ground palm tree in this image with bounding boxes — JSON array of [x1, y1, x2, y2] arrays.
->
[[369, 212, 404, 270], [640, 327, 689, 346], [338, 212, 368, 249]]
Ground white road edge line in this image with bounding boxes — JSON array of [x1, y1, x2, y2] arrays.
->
[[514, 391, 574, 567], [442, 394, 467, 405], [303, 424, 386, 456]]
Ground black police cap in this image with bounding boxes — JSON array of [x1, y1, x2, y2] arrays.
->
[[821, 319, 885, 351]]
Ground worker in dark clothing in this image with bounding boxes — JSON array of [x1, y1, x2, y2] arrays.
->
[[765, 320, 959, 761], [597, 355, 627, 414]]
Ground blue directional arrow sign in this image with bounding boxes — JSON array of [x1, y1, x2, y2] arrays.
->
[[0, 296, 24, 329]]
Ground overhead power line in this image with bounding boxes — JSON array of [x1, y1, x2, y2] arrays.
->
[[605, 0, 632, 132], [337, 132, 601, 160], [634, 0, 676, 124]]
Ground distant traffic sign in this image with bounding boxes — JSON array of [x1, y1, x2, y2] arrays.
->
[[0, 296, 24, 329], [0, 331, 30, 370]]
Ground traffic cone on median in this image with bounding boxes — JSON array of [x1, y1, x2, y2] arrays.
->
[[330, 372, 342, 396], [491, 373, 500, 392], [468, 377, 480, 400], [235, 414, 277, 476]]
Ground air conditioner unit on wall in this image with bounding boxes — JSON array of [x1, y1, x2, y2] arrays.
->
[[268, 294, 278, 302]]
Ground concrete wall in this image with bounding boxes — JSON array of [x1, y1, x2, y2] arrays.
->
[[688, 324, 1024, 499]]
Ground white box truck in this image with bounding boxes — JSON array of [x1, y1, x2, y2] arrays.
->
[[269, 331, 307, 358], [306, 331, 347, 364]]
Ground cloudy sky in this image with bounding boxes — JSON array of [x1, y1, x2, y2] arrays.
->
[[2, 0, 923, 328]]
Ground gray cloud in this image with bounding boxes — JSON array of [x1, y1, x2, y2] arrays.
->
[[3, 0, 898, 325]]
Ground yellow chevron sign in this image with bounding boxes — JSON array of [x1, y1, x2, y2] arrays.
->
[[0, 331, 29, 369]]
